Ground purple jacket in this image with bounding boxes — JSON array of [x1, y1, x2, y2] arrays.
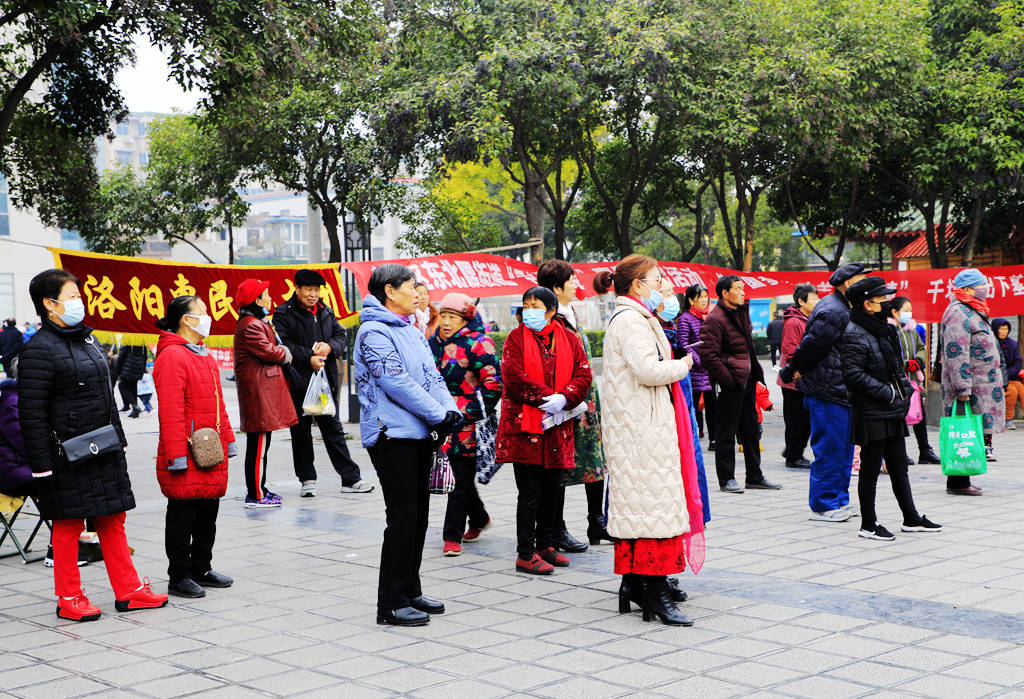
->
[[0, 380, 33, 496], [676, 310, 711, 391], [992, 318, 1022, 384]]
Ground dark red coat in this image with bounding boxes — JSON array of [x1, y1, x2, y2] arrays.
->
[[698, 302, 764, 390], [233, 312, 298, 433], [153, 332, 233, 499], [495, 324, 592, 469]]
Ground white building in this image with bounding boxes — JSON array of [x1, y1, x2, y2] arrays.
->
[[94, 111, 164, 175]]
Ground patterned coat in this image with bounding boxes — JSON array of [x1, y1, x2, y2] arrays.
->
[[555, 310, 606, 485], [940, 299, 1004, 433], [428, 314, 502, 459]]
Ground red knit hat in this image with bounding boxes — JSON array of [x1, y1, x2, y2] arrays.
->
[[438, 292, 476, 319], [235, 279, 271, 308]]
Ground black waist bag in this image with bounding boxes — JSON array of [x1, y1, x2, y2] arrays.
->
[[54, 425, 122, 465]]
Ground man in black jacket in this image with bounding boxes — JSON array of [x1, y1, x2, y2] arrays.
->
[[115, 345, 146, 417], [0, 318, 23, 376], [781, 262, 868, 523], [273, 269, 372, 497], [766, 311, 784, 369], [699, 275, 781, 494]]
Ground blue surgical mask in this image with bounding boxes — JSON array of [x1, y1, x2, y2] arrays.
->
[[643, 288, 663, 313], [658, 295, 680, 322], [51, 298, 85, 326], [522, 308, 549, 332], [899, 311, 914, 325]]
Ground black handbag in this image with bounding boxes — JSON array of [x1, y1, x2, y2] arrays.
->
[[53, 425, 123, 465]]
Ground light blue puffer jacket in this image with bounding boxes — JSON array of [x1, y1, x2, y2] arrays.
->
[[354, 295, 456, 447]]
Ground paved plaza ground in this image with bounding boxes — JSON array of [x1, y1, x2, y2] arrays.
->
[[2, 360, 1024, 698]]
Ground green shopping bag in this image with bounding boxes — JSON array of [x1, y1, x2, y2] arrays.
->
[[939, 401, 987, 477]]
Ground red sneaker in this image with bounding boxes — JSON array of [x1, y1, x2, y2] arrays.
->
[[56, 592, 101, 622], [516, 553, 554, 575], [538, 547, 570, 567], [115, 578, 169, 612], [442, 541, 462, 557], [463, 519, 491, 543]]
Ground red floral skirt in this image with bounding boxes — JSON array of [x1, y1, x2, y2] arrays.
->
[[614, 535, 687, 575]]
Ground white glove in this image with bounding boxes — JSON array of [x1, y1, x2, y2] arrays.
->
[[539, 393, 567, 414]]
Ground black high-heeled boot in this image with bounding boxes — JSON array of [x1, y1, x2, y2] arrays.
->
[[587, 515, 614, 545], [641, 576, 693, 626], [666, 576, 688, 602], [618, 573, 644, 613]]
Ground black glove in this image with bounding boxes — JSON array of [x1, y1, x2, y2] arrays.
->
[[779, 366, 795, 384], [430, 411, 464, 440]]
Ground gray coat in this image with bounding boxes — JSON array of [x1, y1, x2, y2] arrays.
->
[[940, 300, 1005, 434]]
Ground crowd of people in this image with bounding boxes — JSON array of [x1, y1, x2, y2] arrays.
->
[[0, 258, 1016, 629]]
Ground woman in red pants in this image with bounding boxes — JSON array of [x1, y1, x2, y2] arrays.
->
[[19, 269, 167, 621]]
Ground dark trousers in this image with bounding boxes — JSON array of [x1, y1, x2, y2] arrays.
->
[[245, 431, 272, 500], [290, 413, 362, 485], [714, 381, 764, 485], [782, 387, 811, 461], [769, 344, 780, 366], [947, 434, 988, 490], [369, 437, 432, 612], [911, 402, 934, 454], [513, 463, 560, 559], [138, 393, 153, 412], [165, 499, 220, 584], [858, 435, 919, 530], [693, 389, 717, 439], [118, 379, 138, 411], [443, 455, 489, 543]]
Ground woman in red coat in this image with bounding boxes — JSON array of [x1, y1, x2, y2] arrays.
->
[[233, 279, 298, 508], [154, 295, 236, 600], [496, 286, 592, 575]]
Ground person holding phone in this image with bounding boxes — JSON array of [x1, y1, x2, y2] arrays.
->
[[677, 285, 716, 447]]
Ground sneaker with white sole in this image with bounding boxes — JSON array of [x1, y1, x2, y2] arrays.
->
[[901, 515, 942, 532], [859, 524, 895, 541], [245, 495, 281, 508], [840, 503, 859, 516], [341, 480, 374, 493], [809, 509, 852, 522], [300, 481, 317, 497]]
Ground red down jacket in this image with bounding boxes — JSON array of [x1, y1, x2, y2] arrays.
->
[[233, 312, 298, 434], [153, 331, 233, 499]]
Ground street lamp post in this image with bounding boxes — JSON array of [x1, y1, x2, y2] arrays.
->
[[342, 214, 370, 423]]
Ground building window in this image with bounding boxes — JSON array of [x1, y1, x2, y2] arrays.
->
[[115, 150, 133, 166], [137, 121, 148, 136], [0, 273, 13, 321], [60, 229, 85, 251], [0, 174, 8, 237], [116, 122, 129, 136], [138, 152, 149, 166]]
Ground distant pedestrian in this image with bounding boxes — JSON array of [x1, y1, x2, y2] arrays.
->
[[0, 317, 23, 376], [889, 297, 940, 463], [699, 275, 781, 494], [413, 282, 439, 337], [766, 311, 784, 369], [782, 262, 869, 522], [778, 284, 818, 468], [233, 278, 299, 508], [992, 318, 1023, 430], [154, 295, 236, 599], [676, 284, 716, 445], [940, 269, 1003, 495], [841, 278, 941, 541], [136, 370, 154, 415], [21, 322, 36, 343], [115, 345, 146, 417]]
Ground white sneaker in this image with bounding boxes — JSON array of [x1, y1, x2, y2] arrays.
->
[[1007, 420, 1016, 430], [341, 480, 374, 494], [809, 509, 852, 522], [300, 480, 317, 497], [840, 503, 859, 516]]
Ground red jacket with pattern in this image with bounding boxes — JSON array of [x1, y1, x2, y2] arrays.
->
[[154, 332, 233, 499], [495, 323, 592, 469], [233, 312, 298, 433]]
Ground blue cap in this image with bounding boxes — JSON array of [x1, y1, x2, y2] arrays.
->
[[953, 268, 987, 289]]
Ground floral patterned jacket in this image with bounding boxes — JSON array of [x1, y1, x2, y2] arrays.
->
[[429, 314, 502, 458], [940, 299, 1004, 434]]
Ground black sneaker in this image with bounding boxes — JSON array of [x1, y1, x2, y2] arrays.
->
[[859, 524, 895, 541], [918, 448, 941, 465], [902, 516, 942, 533], [44, 545, 90, 568]]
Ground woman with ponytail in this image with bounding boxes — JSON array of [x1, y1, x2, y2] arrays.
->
[[495, 286, 592, 575], [595, 255, 703, 626]]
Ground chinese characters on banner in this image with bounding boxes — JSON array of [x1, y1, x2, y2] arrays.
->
[[50, 249, 354, 345], [342, 254, 1024, 324]]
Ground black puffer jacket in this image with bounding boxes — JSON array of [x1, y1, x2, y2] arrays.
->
[[790, 289, 852, 404], [273, 295, 347, 405], [18, 319, 133, 520], [840, 309, 911, 421], [115, 345, 146, 382]]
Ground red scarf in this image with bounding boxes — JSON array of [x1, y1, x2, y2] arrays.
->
[[953, 287, 990, 318], [689, 304, 710, 321], [522, 321, 573, 434], [671, 381, 705, 575]]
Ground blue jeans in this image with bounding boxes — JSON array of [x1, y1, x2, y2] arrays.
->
[[805, 396, 854, 513]]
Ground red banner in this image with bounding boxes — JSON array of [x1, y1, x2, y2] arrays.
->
[[50, 249, 354, 346], [342, 253, 1024, 324]]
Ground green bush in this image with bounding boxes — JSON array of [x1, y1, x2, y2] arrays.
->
[[489, 330, 605, 358]]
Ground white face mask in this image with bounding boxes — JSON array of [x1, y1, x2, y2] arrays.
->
[[185, 314, 212, 338]]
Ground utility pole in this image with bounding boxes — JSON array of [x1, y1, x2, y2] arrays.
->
[[307, 198, 322, 263]]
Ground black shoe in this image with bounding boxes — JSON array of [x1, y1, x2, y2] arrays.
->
[[618, 573, 644, 613], [376, 606, 429, 626], [786, 457, 811, 469], [410, 596, 445, 614], [641, 576, 693, 626], [129, 407, 141, 419], [168, 578, 206, 598], [906, 456, 915, 466], [918, 448, 941, 465], [194, 570, 233, 588], [550, 528, 588, 553], [720, 479, 744, 493], [587, 515, 614, 545], [708, 440, 717, 451], [746, 478, 782, 490], [119, 405, 131, 413], [666, 576, 688, 603]]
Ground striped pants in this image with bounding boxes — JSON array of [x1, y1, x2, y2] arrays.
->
[[244, 432, 273, 500]]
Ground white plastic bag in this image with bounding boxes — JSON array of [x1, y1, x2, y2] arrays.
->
[[302, 367, 336, 417]]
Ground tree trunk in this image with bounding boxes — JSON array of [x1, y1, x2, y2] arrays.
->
[[225, 208, 235, 265], [321, 201, 342, 263], [523, 173, 546, 265], [961, 195, 985, 267], [937, 197, 951, 269]]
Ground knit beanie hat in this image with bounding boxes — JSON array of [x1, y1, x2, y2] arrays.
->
[[438, 292, 476, 319], [953, 268, 987, 289]]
